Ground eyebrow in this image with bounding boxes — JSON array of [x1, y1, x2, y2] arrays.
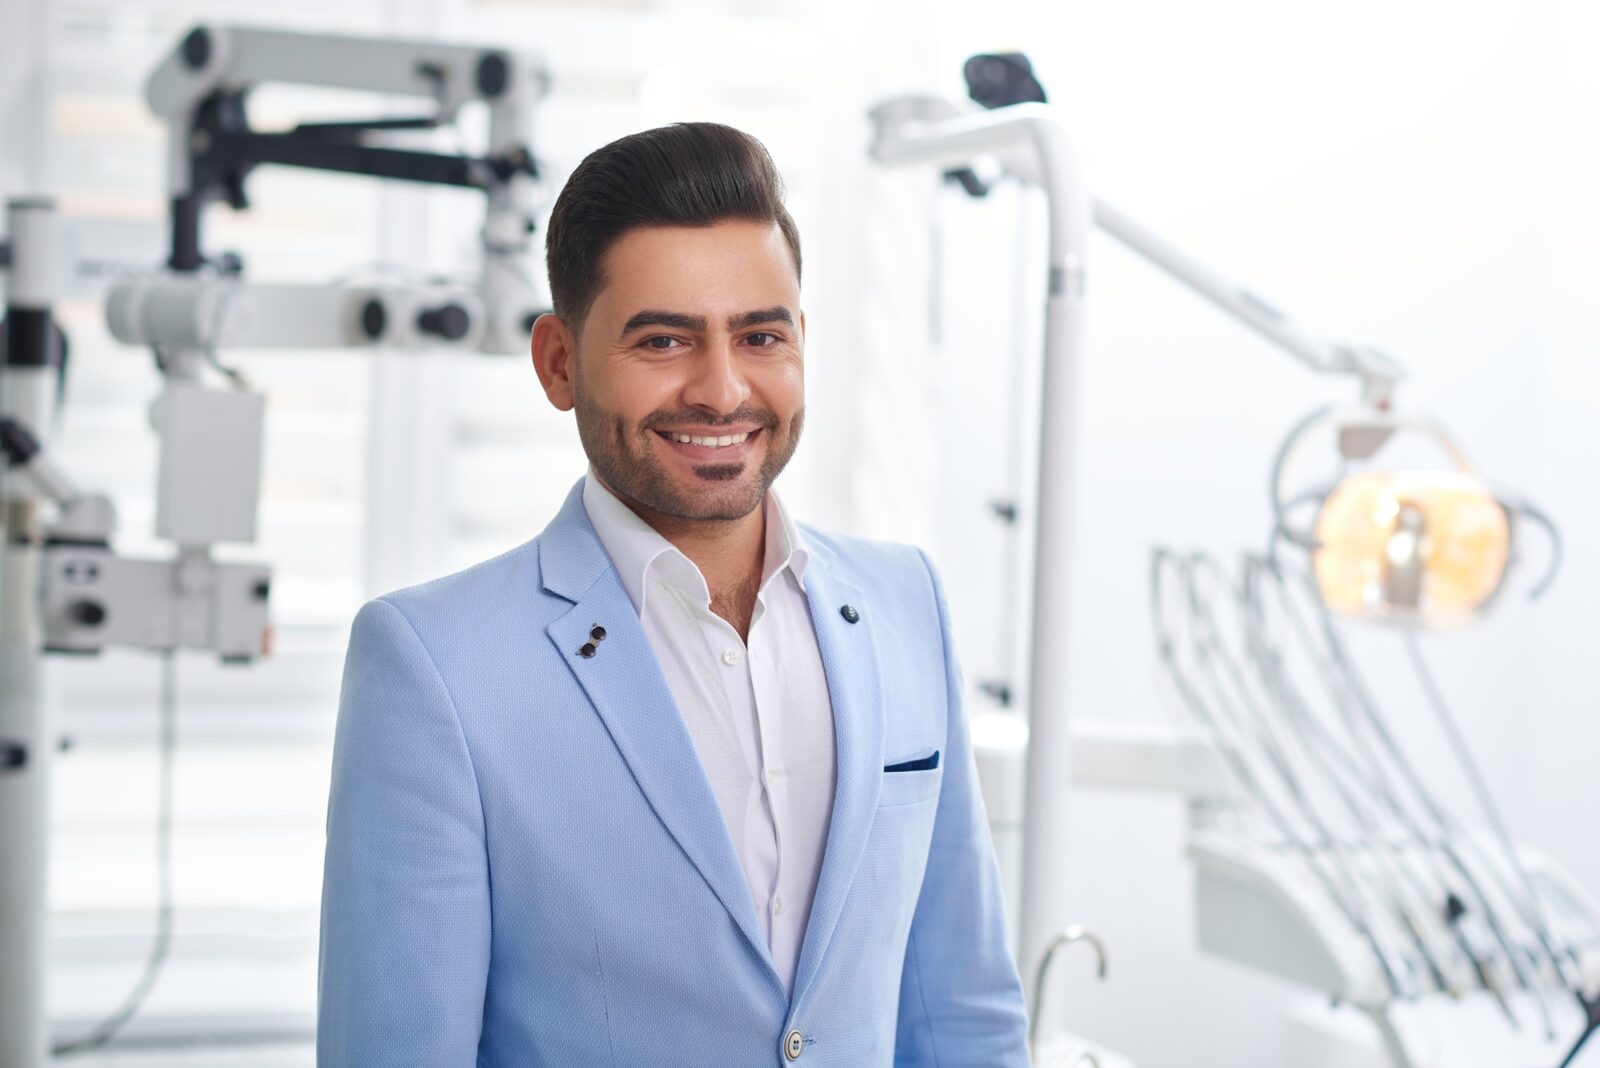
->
[[619, 306, 794, 338]]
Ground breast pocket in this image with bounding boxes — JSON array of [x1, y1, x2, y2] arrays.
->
[[878, 765, 943, 807]]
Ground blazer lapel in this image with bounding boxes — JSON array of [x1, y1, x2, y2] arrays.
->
[[790, 554, 885, 1003], [538, 481, 780, 991]]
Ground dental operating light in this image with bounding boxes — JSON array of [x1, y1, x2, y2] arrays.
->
[[1313, 468, 1510, 627], [1268, 406, 1560, 629]]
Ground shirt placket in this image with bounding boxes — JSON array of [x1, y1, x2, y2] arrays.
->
[[696, 594, 784, 950], [746, 597, 787, 939]]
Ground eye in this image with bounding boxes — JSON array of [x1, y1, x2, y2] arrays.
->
[[641, 335, 683, 351], [745, 331, 782, 348]]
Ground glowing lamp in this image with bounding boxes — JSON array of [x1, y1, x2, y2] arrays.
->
[[1311, 469, 1510, 628]]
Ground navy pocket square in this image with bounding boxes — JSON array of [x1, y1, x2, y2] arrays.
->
[[884, 751, 940, 773]]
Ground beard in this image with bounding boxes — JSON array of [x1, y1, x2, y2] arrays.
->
[[573, 384, 803, 523]]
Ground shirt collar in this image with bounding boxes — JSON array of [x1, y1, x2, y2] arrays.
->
[[581, 470, 810, 618]]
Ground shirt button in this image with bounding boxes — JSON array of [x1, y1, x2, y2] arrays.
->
[[722, 648, 741, 666], [771, 895, 784, 916], [784, 1028, 804, 1060]]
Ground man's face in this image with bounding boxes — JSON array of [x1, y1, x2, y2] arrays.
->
[[535, 219, 805, 523]]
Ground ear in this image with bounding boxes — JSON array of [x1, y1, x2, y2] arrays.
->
[[531, 313, 577, 412]]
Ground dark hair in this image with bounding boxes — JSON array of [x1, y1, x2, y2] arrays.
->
[[544, 122, 802, 332]]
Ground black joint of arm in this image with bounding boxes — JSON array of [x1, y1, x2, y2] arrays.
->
[[417, 303, 470, 341], [476, 52, 510, 98], [360, 299, 387, 340], [943, 168, 990, 199], [181, 27, 212, 70], [977, 680, 1013, 708], [3, 308, 61, 368], [0, 415, 41, 466], [490, 146, 538, 183], [0, 740, 26, 771], [962, 52, 1048, 110]]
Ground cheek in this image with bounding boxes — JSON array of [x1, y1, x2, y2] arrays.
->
[[752, 358, 804, 411], [585, 363, 674, 422]]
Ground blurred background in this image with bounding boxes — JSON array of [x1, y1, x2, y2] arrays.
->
[[2, 0, 1597, 1065]]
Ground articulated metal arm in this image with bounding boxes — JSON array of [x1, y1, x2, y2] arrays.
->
[[869, 95, 1406, 398], [1089, 199, 1403, 396], [141, 23, 550, 353]]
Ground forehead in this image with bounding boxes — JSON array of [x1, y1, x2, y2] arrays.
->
[[591, 220, 799, 321]]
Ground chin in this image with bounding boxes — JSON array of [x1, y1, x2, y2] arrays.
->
[[689, 461, 747, 483], [669, 476, 764, 521]]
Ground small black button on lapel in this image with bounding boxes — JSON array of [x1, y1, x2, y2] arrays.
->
[[578, 622, 607, 658], [840, 604, 859, 624]]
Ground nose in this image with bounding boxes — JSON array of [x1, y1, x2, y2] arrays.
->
[[680, 336, 750, 414]]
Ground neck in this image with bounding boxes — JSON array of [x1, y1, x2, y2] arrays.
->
[[598, 475, 769, 640], [645, 506, 766, 597]]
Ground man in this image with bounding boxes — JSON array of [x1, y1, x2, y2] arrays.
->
[[318, 122, 1028, 1066]]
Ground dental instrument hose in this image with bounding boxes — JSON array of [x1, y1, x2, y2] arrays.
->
[[52, 650, 178, 1057], [1555, 994, 1600, 1068]]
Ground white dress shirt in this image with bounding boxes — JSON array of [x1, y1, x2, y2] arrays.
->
[[582, 473, 836, 994]]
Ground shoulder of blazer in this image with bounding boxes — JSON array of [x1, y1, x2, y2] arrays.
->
[[798, 523, 939, 615], [366, 534, 563, 645]]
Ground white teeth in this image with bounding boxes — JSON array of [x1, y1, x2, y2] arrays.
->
[[666, 431, 751, 447]]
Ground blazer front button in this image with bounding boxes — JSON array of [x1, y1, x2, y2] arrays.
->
[[784, 1028, 804, 1060]]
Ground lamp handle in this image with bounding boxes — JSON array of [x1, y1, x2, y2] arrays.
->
[[1268, 404, 1474, 550]]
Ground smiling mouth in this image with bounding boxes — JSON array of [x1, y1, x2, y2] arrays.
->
[[653, 428, 761, 450]]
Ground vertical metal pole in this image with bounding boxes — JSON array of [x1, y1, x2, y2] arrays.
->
[[1016, 123, 1092, 1003], [1, 195, 59, 1068], [479, 54, 545, 354], [866, 104, 1093, 1004]]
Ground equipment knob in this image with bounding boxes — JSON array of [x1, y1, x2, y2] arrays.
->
[[360, 299, 387, 340], [417, 303, 471, 341], [69, 600, 107, 627]]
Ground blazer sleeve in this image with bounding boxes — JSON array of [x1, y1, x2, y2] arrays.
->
[[894, 550, 1030, 1066], [318, 597, 491, 1067]]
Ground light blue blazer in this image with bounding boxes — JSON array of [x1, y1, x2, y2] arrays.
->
[[318, 478, 1028, 1066]]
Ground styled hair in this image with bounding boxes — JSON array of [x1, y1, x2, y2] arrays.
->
[[544, 122, 802, 331]]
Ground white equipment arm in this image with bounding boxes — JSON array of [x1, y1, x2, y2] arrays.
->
[[1090, 200, 1404, 394], [870, 97, 1406, 394], [107, 277, 486, 353], [138, 23, 549, 354]]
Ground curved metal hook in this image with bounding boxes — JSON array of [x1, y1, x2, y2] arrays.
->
[[1268, 403, 1475, 553], [1268, 404, 1335, 551], [1028, 925, 1109, 1054], [1501, 492, 1564, 601]]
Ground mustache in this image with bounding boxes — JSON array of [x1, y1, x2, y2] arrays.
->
[[641, 407, 780, 432]]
